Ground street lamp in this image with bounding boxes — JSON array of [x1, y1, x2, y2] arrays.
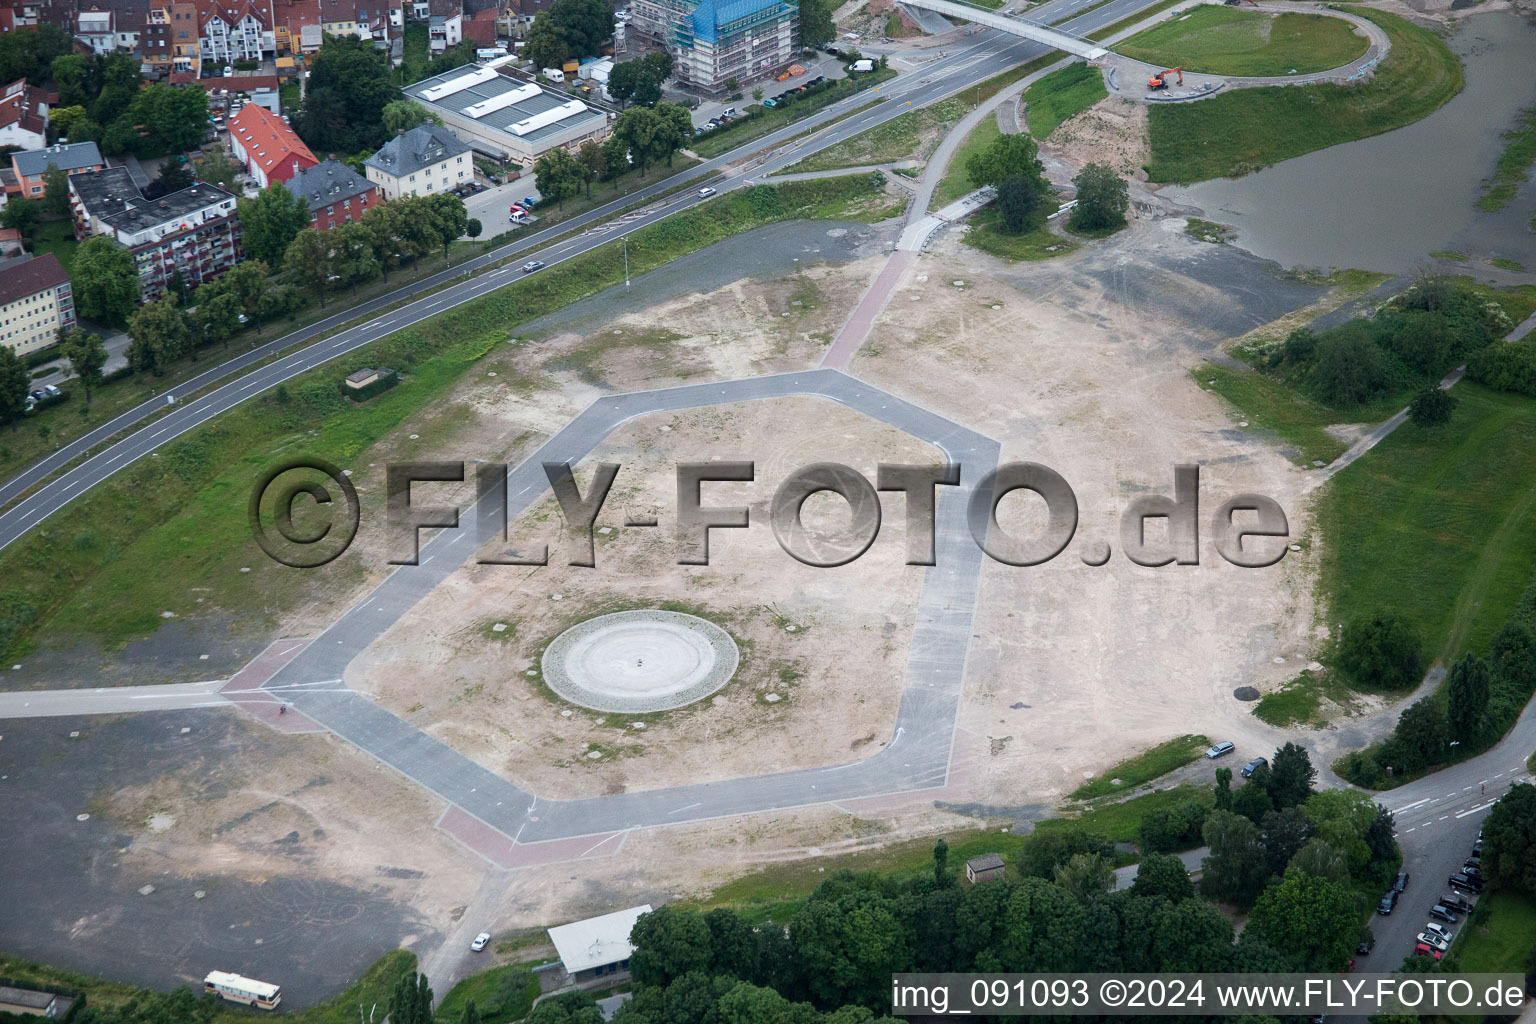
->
[[623, 235, 629, 289]]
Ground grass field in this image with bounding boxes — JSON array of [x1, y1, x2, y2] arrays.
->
[[1070, 734, 1210, 799], [1195, 362, 1353, 466], [787, 96, 970, 173], [434, 963, 539, 1024], [931, 116, 1000, 208], [963, 209, 1077, 262], [1478, 106, 1536, 212], [1145, 9, 1462, 183], [0, 175, 893, 657], [31, 218, 79, 273], [1086, 0, 1185, 41], [1118, 6, 1369, 78], [1020, 61, 1107, 139], [1251, 669, 1346, 726], [1320, 383, 1536, 666], [1449, 890, 1536, 973]]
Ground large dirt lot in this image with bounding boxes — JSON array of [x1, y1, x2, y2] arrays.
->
[[357, 397, 939, 800]]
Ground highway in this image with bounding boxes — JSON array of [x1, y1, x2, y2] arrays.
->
[[0, 0, 1158, 553]]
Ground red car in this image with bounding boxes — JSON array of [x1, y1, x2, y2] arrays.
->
[[1413, 943, 1444, 961]]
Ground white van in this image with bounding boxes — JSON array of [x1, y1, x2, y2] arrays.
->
[[543, 67, 565, 82]]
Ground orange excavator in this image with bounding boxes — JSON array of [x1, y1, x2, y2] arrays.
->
[[1148, 66, 1182, 89]]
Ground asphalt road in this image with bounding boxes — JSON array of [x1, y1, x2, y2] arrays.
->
[[0, 0, 1157, 554]]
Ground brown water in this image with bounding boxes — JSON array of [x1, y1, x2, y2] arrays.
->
[[1165, 11, 1536, 273]]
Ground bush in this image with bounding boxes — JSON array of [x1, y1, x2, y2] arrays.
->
[[1138, 799, 1210, 853], [1469, 338, 1536, 396], [1336, 612, 1421, 690]]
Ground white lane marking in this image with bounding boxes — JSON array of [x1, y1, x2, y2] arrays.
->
[[1457, 801, 1496, 818]]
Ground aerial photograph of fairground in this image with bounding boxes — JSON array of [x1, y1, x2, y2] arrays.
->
[[0, 0, 1534, 1020]]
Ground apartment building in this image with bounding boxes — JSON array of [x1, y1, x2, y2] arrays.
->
[[363, 122, 472, 199], [0, 252, 74, 358], [629, 0, 798, 94], [285, 159, 379, 230], [229, 101, 317, 188], [70, 168, 241, 302], [10, 142, 105, 200], [198, 0, 277, 64], [142, 6, 174, 72]]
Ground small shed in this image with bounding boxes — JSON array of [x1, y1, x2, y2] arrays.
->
[[0, 987, 59, 1018], [547, 905, 652, 982], [344, 368, 381, 389], [965, 853, 1006, 884]]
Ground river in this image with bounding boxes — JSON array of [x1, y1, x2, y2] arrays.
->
[[1164, 10, 1536, 273]]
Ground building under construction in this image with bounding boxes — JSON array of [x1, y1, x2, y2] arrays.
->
[[627, 0, 799, 95]]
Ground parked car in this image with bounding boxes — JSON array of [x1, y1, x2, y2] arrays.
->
[[762, 97, 778, 107], [1441, 892, 1473, 913], [470, 932, 491, 952], [1423, 922, 1455, 943], [42, 383, 60, 397], [1205, 741, 1235, 759], [1464, 855, 1481, 871], [1415, 932, 1449, 953], [1240, 756, 1267, 778], [1355, 932, 1374, 956], [1376, 890, 1398, 915], [1427, 904, 1459, 924], [522, 196, 538, 207], [521, 260, 545, 273], [697, 186, 717, 197], [29, 389, 44, 401], [1462, 862, 1483, 879], [487, 174, 502, 185], [1393, 871, 1409, 893], [1413, 942, 1444, 961], [1448, 872, 1484, 893]]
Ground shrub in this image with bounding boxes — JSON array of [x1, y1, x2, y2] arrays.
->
[[1336, 613, 1421, 690]]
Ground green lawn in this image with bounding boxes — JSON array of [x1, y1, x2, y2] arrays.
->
[[1196, 362, 1352, 466], [1478, 106, 1536, 212], [1070, 734, 1210, 799], [1320, 383, 1536, 666], [1146, 9, 1462, 182], [1020, 61, 1107, 139], [435, 963, 539, 1024], [1118, 6, 1369, 78], [0, 175, 894, 657], [31, 218, 79, 273], [1251, 669, 1348, 727], [932, 116, 999, 208], [963, 209, 1078, 262], [1449, 890, 1536, 972], [787, 96, 970, 173]]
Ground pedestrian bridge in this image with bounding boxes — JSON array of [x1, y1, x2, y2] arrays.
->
[[900, 0, 1110, 58]]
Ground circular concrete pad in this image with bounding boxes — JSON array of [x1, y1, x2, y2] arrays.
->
[[542, 610, 739, 713]]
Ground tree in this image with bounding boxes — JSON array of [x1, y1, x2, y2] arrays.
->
[[1232, 766, 1274, 824], [994, 174, 1040, 234], [1313, 329, 1389, 406], [191, 290, 241, 348], [524, 991, 602, 1024], [546, 0, 612, 57], [382, 99, 438, 135], [153, 159, 193, 196], [299, 35, 395, 153], [791, 887, 912, 1008], [1409, 386, 1457, 429], [460, 999, 480, 1024], [601, 133, 630, 184], [1337, 612, 1421, 690], [1138, 799, 1208, 853], [1249, 869, 1360, 971], [197, 147, 240, 191], [1068, 162, 1129, 233], [1390, 697, 1448, 771], [423, 192, 467, 260], [1446, 651, 1491, 745], [217, 260, 271, 329], [0, 344, 28, 431], [1288, 838, 1350, 886], [1, 196, 38, 239], [284, 229, 329, 309], [629, 905, 714, 987], [1200, 809, 1269, 907], [1053, 852, 1113, 900], [576, 139, 607, 198], [238, 183, 312, 266], [40, 163, 70, 218], [58, 327, 107, 402], [654, 102, 693, 168], [523, 17, 572, 73], [607, 58, 652, 109], [932, 838, 951, 887], [799, 0, 837, 46], [49, 105, 102, 146], [1213, 767, 1233, 811], [1482, 781, 1536, 896], [127, 294, 192, 375], [1258, 807, 1314, 875], [1267, 742, 1316, 809], [967, 133, 1046, 191], [70, 236, 139, 326], [1131, 851, 1194, 902], [1015, 825, 1109, 879], [534, 147, 585, 209], [1301, 789, 1381, 880], [50, 53, 90, 108], [389, 972, 433, 1024], [465, 217, 482, 241], [125, 81, 209, 153]]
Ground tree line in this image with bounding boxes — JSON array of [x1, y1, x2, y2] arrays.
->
[[534, 103, 693, 207]]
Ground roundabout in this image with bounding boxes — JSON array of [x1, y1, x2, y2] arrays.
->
[[540, 610, 741, 713]]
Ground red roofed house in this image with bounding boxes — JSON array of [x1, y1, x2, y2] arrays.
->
[[0, 79, 49, 151], [228, 102, 316, 189], [196, 0, 277, 64]]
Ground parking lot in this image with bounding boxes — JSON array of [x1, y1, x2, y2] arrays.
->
[[457, 176, 543, 238]]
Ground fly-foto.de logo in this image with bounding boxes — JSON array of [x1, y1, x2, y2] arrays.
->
[[249, 459, 1290, 571]]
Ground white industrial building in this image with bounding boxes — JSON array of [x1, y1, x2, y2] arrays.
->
[[547, 905, 652, 983], [400, 65, 609, 166]]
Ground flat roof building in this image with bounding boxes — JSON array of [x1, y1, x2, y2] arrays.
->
[[400, 65, 608, 166], [548, 905, 652, 983]]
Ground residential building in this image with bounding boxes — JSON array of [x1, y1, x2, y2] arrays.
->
[[0, 253, 73, 357], [428, 12, 461, 50], [196, 73, 282, 114], [170, 2, 200, 72], [197, 0, 277, 65], [629, 0, 798, 95], [364, 122, 473, 199], [0, 79, 49, 152], [115, 2, 150, 53], [0, 227, 25, 257], [76, 7, 116, 52], [11, 142, 105, 200], [142, 6, 174, 72], [398, 66, 608, 167], [228, 101, 317, 188], [69, 168, 241, 302], [546, 906, 651, 984], [285, 158, 379, 230]]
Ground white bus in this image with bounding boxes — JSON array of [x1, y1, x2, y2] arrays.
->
[[204, 971, 282, 1009]]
